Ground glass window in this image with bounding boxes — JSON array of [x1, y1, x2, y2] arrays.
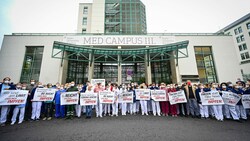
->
[[243, 44, 247, 50], [234, 29, 239, 35], [82, 17, 87, 25], [82, 28, 86, 33], [245, 52, 250, 59], [194, 46, 217, 83], [20, 46, 44, 83], [238, 27, 243, 33], [83, 6, 88, 14], [236, 37, 241, 43], [239, 45, 243, 51], [240, 35, 245, 42], [247, 23, 250, 29], [241, 53, 246, 60]]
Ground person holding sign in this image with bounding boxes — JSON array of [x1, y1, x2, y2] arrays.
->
[[150, 83, 161, 116], [94, 83, 104, 118], [160, 83, 170, 116], [139, 83, 148, 116], [0, 77, 16, 126], [65, 81, 78, 119], [232, 84, 247, 121], [220, 83, 240, 122], [84, 85, 94, 119], [30, 82, 44, 121], [120, 84, 128, 116], [10, 83, 27, 125], [43, 83, 55, 121], [211, 83, 224, 121], [55, 85, 66, 118], [112, 84, 119, 117], [195, 83, 209, 119], [168, 84, 178, 117]]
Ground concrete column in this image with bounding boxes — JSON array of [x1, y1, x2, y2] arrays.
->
[[117, 46, 122, 85], [87, 50, 94, 81], [145, 46, 152, 84], [59, 51, 68, 84], [170, 51, 181, 84]]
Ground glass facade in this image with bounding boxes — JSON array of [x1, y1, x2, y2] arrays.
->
[[93, 63, 118, 83], [67, 54, 89, 84], [151, 61, 172, 84], [20, 46, 44, 83], [194, 47, 217, 83], [105, 0, 147, 34], [122, 63, 145, 84]]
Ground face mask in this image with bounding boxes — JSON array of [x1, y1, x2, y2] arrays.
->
[[71, 84, 75, 87], [60, 87, 64, 90], [17, 86, 21, 89], [239, 86, 243, 89], [212, 85, 216, 88], [200, 86, 204, 89], [229, 84, 233, 87], [235, 86, 239, 89], [4, 81, 9, 84], [22, 87, 26, 90], [38, 85, 43, 87], [246, 85, 249, 88], [222, 86, 226, 89], [31, 82, 35, 85]]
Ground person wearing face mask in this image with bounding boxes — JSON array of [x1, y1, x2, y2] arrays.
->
[[42, 83, 55, 121], [220, 83, 241, 122], [112, 84, 119, 116], [160, 83, 170, 116], [94, 83, 104, 118], [168, 84, 178, 117], [178, 83, 188, 117], [83, 85, 94, 119], [30, 82, 44, 121], [184, 80, 199, 118], [0, 77, 16, 126], [139, 83, 148, 116], [11, 83, 27, 125], [232, 84, 247, 121], [244, 83, 250, 117], [210, 83, 224, 121], [24, 79, 36, 121], [55, 85, 66, 118], [65, 81, 78, 119], [104, 83, 112, 116], [195, 83, 209, 119], [120, 84, 128, 115]]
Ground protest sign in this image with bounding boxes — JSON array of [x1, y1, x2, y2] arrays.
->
[[200, 91, 224, 105], [118, 91, 133, 103], [150, 90, 167, 102], [99, 91, 115, 104], [33, 88, 56, 101], [80, 93, 97, 106], [0, 90, 28, 105], [168, 90, 187, 105], [135, 89, 150, 100], [242, 94, 250, 109], [222, 91, 241, 106], [60, 92, 79, 105]]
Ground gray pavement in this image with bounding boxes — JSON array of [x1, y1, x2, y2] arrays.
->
[[0, 114, 250, 141]]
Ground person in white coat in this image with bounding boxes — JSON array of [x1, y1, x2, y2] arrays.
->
[[11, 83, 27, 125], [150, 83, 161, 116], [139, 83, 148, 116], [94, 83, 104, 118], [112, 84, 119, 116], [30, 82, 44, 121], [120, 84, 127, 115], [211, 83, 224, 121]]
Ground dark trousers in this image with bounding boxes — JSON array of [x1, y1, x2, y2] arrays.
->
[[178, 103, 188, 116], [66, 105, 74, 117], [44, 103, 53, 118]]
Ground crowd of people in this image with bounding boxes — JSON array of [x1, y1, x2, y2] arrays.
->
[[0, 76, 250, 127]]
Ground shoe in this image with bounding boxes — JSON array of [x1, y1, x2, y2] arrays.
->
[[11, 122, 15, 125], [36, 118, 40, 121], [116, 114, 118, 117], [18, 121, 22, 124], [47, 117, 52, 120], [43, 117, 47, 120], [1, 123, 6, 127], [158, 114, 161, 117]]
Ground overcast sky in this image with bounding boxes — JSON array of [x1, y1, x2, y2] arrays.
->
[[0, 0, 250, 48]]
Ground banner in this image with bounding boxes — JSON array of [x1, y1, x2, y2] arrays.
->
[[199, 91, 224, 105], [80, 93, 97, 106], [99, 91, 114, 104], [33, 88, 56, 101], [135, 89, 150, 100], [91, 79, 105, 88], [150, 90, 167, 102], [222, 91, 241, 106], [168, 90, 187, 105], [242, 94, 250, 109], [0, 90, 28, 105], [118, 92, 133, 103], [60, 92, 79, 105]]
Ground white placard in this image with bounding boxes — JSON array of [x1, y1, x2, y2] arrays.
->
[[222, 91, 241, 106], [60, 92, 79, 105], [0, 90, 28, 105], [99, 91, 115, 104], [168, 91, 187, 105], [135, 89, 150, 100], [33, 88, 56, 101], [118, 92, 133, 103], [200, 91, 224, 105], [150, 90, 167, 102], [80, 93, 97, 106]]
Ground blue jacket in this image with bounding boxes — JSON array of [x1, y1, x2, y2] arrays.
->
[[244, 88, 250, 94], [55, 89, 66, 105], [0, 83, 16, 94], [195, 88, 209, 104], [232, 88, 244, 105], [81, 85, 87, 93]]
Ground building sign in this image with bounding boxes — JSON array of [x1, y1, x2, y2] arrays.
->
[[63, 35, 175, 46]]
